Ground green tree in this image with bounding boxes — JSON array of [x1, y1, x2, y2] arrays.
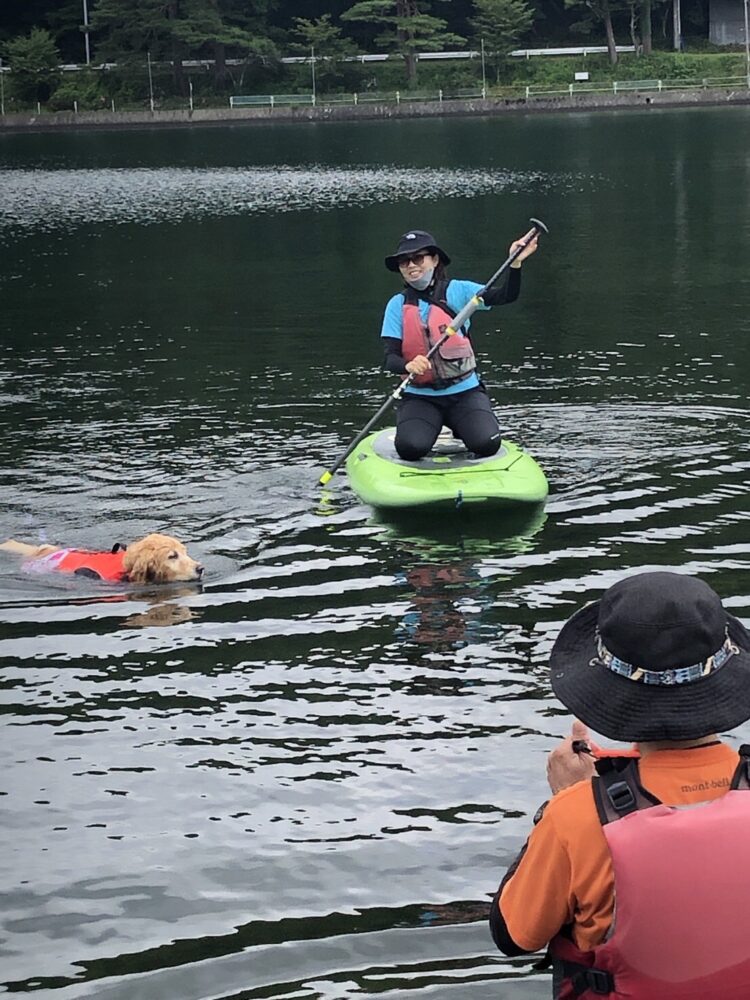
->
[[564, 0, 621, 64], [194, 0, 278, 88], [5, 27, 61, 102], [173, 0, 276, 88], [341, 0, 465, 87], [92, 0, 276, 93], [292, 14, 357, 90], [470, 0, 534, 82]]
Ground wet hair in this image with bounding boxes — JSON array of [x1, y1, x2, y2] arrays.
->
[[432, 260, 448, 282]]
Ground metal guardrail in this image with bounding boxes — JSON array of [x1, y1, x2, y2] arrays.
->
[[511, 46, 637, 58], [50, 48, 644, 72]]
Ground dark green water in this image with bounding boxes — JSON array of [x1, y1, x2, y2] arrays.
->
[[1, 108, 749, 999]]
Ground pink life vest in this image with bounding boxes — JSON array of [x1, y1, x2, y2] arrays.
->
[[550, 749, 750, 999], [401, 283, 476, 388], [27, 547, 128, 582]]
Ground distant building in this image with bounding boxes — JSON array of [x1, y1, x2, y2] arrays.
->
[[709, 0, 748, 44]]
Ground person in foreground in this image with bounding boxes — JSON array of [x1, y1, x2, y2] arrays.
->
[[490, 571, 750, 999], [381, 227, 538, 462]]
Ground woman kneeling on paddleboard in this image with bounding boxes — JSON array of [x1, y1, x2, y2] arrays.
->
[[381, 228, 538, 461]]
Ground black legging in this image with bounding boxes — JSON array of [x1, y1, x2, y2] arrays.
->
[[395, 386, 502, 461]]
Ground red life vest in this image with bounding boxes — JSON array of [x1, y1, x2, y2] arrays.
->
[[30, 547, 128, 582], [401, 281, 476, 388], [550, 748, 750, 999]]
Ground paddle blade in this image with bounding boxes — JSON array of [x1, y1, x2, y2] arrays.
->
[[319, 470, 333, 485]]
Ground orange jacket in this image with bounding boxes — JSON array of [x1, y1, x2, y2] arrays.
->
[[496, 742, 740, 953]]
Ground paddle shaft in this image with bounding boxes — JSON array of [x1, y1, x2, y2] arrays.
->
[[318, 219, 547, 485]]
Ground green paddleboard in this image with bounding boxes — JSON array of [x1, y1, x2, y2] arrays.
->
[[345, 427, 549, 510]]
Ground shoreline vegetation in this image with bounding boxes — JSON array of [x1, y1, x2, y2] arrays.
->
[[2, 43, 749, 118], [3, 0, 750, 135], [1, 83, 749, 133]]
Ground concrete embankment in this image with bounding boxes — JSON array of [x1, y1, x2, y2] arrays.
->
[[2, 86, 749, 132]]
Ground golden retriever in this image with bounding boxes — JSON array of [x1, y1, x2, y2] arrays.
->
[[0, 533, 204, 584]]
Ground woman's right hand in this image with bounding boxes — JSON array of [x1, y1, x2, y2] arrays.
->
[[405, 355, 431, 376]]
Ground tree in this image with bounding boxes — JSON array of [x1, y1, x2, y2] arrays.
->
[[91, 0, 276, 93], [203, 0, 278, 88], [641, 0, 652, 52], [470, 0, 534, 82], [5, 28, 61, 102], [292, 14, 358, 90], [564, 0, 621, 64], [341, 0, 465, 87]]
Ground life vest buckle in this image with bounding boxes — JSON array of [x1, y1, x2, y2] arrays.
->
[[570, 967, 614, 995], [606, 780, 637, 815]]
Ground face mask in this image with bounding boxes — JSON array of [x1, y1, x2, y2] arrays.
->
[[406, 267, 435, 291]]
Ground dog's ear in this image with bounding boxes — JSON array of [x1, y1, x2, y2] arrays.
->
[[122, 540, 161, 584]]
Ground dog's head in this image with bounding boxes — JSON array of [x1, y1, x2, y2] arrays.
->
[[122, 534, 204, 584]]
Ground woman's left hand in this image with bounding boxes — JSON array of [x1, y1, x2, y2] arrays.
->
[[509, 229, 539, 268]]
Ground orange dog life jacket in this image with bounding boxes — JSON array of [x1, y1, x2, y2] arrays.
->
[[29, 547, 128, 582]]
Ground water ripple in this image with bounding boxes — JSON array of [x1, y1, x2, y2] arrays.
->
[[0, 165, 584, 232]]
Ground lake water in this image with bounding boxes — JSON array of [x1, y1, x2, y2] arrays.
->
[[1, 107, 750, 1000]]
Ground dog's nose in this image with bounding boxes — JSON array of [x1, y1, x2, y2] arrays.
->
[[196, 564, 205, 577]]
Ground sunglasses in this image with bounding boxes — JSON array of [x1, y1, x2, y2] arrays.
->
[[397, 251, 432, 267]]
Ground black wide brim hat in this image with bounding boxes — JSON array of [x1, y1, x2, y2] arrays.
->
[[549, 573, 750, 742], [384, 230, 450, 272]]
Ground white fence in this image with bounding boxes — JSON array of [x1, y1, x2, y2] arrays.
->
[[230, 76, 750, 110], [229, 89, 485, 108], [524, 74, 750, 97]]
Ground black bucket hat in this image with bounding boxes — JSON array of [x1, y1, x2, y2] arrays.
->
[[384, 230, 450, 272], [549, 572, 750, 742]]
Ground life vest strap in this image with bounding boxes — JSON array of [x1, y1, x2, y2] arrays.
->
[[592, 757, 661, 825], [402, 280, 469, 339], [562, 961, 615, 997], [731, 744, 750, 789], [552, 957, 615, 997], [431, 369, 475, 390], [559, 961, 614, 996]]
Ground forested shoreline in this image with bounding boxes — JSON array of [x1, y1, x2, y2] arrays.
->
[[1, 0, 745, 114]]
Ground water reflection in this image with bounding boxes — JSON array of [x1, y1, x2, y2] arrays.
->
[[379, 506, 547, 652], [1, 110, 750, 1000]]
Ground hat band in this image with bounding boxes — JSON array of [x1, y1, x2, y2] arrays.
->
[[593, 632, 739, 686]]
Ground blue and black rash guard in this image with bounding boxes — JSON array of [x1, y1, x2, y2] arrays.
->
[[381, 270, 521, 398]]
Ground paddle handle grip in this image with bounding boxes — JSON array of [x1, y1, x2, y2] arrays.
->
[[441, 218, 548, 336], [572, 740, 640, 759]]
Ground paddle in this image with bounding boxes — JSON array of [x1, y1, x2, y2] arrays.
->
[[318, 218, 549, 486]]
